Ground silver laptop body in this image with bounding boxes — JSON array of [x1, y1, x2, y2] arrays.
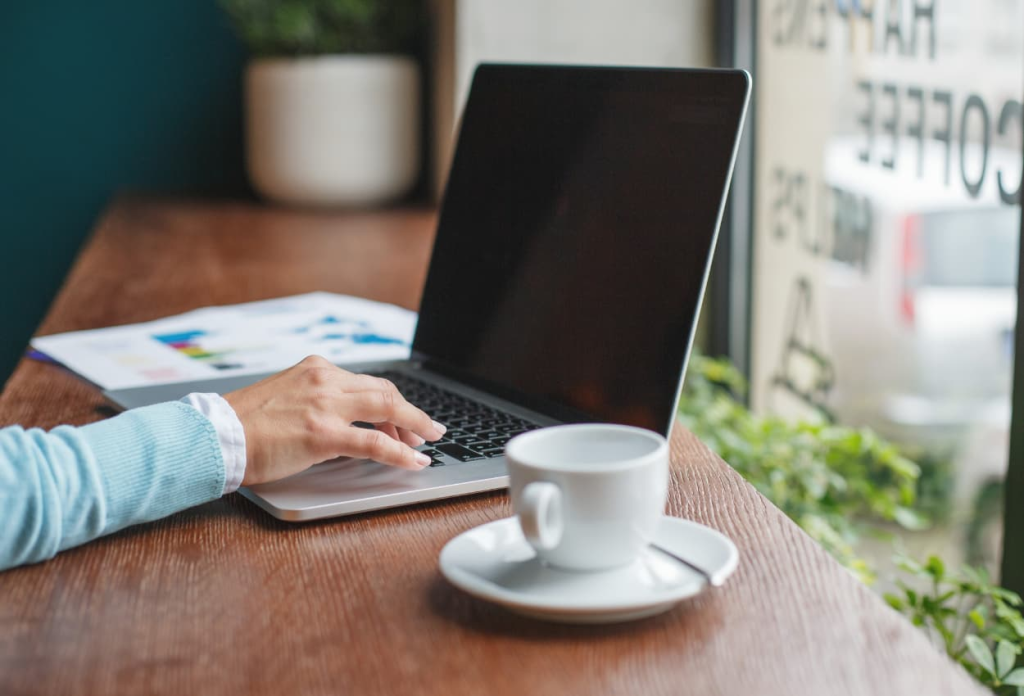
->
[[107, 357, 560, 520], [105, 64, 751, 522]]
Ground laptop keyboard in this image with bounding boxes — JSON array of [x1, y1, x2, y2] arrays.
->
[[368, 371, 541, 467]]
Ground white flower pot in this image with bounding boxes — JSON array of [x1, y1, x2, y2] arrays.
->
[[246, 55, 420, 207]]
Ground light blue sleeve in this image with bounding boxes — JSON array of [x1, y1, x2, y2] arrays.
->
[[0, 402, 225, 571]]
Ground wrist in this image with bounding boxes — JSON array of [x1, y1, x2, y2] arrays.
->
[[181, 393, 248, 494]]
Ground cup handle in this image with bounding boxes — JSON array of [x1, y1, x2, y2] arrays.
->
[[518, 481, 564, 551]]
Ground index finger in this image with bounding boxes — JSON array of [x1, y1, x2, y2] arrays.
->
[[341, 390, 446, 441]]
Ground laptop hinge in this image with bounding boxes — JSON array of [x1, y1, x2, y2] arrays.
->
[[411, 358, 596, 426]]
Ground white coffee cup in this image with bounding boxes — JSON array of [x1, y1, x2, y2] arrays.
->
[[505, 423, 669, 572]]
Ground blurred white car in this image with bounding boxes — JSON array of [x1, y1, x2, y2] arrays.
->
[[822, 139, 1019, 460]]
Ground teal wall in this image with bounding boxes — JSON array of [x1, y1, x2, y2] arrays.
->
[[0, 1, 250, 388]]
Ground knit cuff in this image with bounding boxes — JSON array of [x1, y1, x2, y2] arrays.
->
[[182, 393, 247, 495], [77, 402, 225, 531]]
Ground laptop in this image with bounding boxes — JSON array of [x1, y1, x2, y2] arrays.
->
[[106, 64, 751, 521]]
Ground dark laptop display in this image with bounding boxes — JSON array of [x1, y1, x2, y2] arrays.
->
[[415, 65, 750, 434]]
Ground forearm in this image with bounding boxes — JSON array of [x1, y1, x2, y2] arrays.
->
[[0, 402, 225, 571]]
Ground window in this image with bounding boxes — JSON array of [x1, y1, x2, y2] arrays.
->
[[750, 0, 1023, 577]]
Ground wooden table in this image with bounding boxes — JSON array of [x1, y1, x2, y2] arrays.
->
[[0, 197, 985, 695]]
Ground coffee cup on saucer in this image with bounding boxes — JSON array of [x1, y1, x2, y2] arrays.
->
[[505, 423, 669, 572]]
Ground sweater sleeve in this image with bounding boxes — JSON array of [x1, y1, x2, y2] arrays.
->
[[0, 402, 225, 571]]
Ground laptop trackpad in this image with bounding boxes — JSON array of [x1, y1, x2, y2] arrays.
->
[[248, 456, 423, 500], [240, 452, 508, 520]]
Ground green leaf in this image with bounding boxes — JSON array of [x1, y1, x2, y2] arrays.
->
[[893, 507, 930, 531], [966, 635, 996, 676], [925, 555, 946, 582], [896, 556, 926, 577], [1005, 668, 1024, 686], [998, 640, 1017, 678], [884, 593, 905, 611], [969, 609, 986, 631], [994, 587, 1024, 604], [996, 600, 1024, 637], [961, 564, 990, 586]]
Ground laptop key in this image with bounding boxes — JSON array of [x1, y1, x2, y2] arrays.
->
[[368, 371, 542, 452], [417, 448, 448, 467], [435, 443, 487, 462]]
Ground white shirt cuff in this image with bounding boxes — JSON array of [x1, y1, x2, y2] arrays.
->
[[181, 393, 247, 495]]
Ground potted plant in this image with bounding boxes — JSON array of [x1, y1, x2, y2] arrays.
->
[[219, 0, 423, 207]]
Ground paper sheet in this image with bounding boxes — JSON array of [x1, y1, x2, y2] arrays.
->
[[31, 292, 417, 390]]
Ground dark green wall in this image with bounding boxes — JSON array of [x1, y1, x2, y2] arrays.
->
[[0, 1, 250, 389]]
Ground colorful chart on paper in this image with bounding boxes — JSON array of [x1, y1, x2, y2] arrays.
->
[[30, 293, 417, 390]]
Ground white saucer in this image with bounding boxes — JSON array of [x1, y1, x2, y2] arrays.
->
[[439, 516, 739, 624]]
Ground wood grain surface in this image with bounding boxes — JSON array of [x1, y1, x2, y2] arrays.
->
[[0, 197, 985, 695]]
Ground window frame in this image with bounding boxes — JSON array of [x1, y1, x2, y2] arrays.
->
[[706, 0, 757, 383]]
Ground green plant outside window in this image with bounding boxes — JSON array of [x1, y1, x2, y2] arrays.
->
[[678, 352, 1023, 693]]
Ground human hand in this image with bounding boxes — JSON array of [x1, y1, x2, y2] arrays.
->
[[224, 356, 446, 486]]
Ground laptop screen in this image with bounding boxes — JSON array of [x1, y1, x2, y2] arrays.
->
[[414, 65, 750, 435]]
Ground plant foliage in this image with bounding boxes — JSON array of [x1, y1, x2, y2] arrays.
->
[[677, 351, 927, 583], [885, 556, 1024, 693], [219, 0, 423, 57], [678, 352, 1023, 693]]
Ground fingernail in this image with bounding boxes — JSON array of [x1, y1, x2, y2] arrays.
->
[[411, 434, 426, 447], [415, 452, 431, 468], [432, 420, 447, 436]]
